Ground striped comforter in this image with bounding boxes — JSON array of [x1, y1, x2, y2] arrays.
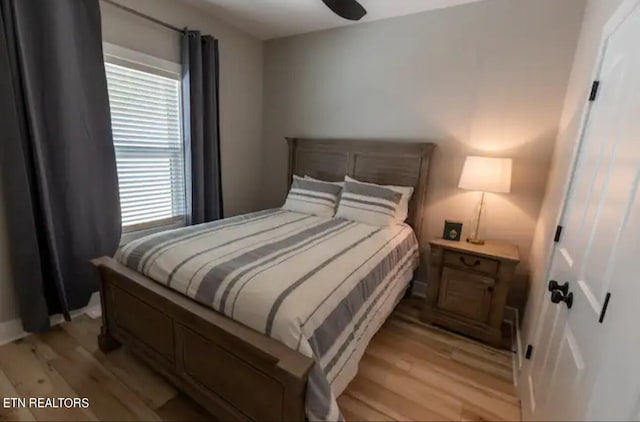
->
[[116, 209, 419, 421]]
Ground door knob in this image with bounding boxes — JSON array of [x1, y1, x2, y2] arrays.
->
[[551, 290, 573, 309], [548, 279, 569, 295]]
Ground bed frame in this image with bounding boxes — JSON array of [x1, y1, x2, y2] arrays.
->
[[92, 138, 436, 421]]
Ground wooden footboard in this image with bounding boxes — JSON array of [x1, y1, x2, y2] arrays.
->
[[92, 257, 314, 421]]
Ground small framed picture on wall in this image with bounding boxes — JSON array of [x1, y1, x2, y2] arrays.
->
[[442, 220, 463, 241]]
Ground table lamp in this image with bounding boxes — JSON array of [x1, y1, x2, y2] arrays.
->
[[458, 156, 512, 245]]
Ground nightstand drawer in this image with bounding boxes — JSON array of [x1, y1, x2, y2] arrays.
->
[[444, 251, 498, 274], [437, 267, 495, 323]]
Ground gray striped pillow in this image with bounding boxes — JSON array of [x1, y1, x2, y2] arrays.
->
[[282, 175, 342, 217], [335, 179, 402, 226]]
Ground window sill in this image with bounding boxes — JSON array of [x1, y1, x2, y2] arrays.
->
[[120, 216, 186, 245]]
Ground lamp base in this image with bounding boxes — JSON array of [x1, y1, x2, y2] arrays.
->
[[467, 238, 485, 245]]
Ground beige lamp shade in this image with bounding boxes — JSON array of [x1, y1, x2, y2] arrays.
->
[[458, 156, 512, 193]]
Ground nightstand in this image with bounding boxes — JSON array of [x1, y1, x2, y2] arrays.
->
[[421, 238, 520, 348]]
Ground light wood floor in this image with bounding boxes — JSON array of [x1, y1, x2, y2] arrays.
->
[[0, 299, 520, 421]]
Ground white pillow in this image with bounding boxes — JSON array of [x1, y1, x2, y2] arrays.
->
[[345, 176, 413, 223], [282, 175, 342, 217], [335, 178, 403, 226], [304, 175, 344, 187]]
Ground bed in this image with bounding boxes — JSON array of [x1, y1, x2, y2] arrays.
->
[[92, 138, 435, 421]]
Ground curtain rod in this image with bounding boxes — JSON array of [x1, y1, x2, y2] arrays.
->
[[102, 0, 185, 34]]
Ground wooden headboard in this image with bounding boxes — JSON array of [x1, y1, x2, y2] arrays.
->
[[286, 138, 436, 258]]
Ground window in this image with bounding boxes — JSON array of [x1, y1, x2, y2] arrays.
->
[[104, 44, 186, 233]]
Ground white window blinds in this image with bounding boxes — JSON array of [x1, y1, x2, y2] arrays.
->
[[104, 60, 186, 231]]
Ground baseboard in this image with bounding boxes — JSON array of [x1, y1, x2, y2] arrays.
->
[[511, 306, 523, 372], [0, 318, 26, 346], [85, 306, 103, 320], [0, 293, 102, 346], [503, 306, 522, 388], [411, 280, 427, 298]]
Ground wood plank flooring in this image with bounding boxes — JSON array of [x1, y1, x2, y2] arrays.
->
[[0, 299, 519, 421]]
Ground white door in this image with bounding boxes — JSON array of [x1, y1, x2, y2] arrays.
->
[[584, 160, 640, 420], [522, 1, 640, 420]]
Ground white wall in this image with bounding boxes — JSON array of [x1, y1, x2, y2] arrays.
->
[[261, 0, 585, 310], [521, 0, 625, 353], [0, 0, 264, 325]]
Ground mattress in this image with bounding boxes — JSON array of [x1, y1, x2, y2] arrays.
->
[[116, 209, 419, 421]]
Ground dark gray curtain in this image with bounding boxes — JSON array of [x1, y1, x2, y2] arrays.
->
[[182, 30, 223, 225], [0, 0, 121, 332]]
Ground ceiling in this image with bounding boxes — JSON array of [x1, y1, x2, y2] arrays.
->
[[186, 0, 485, 40]]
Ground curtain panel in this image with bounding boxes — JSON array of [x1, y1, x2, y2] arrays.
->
[[182, 30, 224, 225], [0, 0, 121, 331]]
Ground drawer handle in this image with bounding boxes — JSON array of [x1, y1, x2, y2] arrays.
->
[[459, 256, 481, 267]]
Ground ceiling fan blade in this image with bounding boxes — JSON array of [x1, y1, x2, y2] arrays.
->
[[321, 0, 367, 21]]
